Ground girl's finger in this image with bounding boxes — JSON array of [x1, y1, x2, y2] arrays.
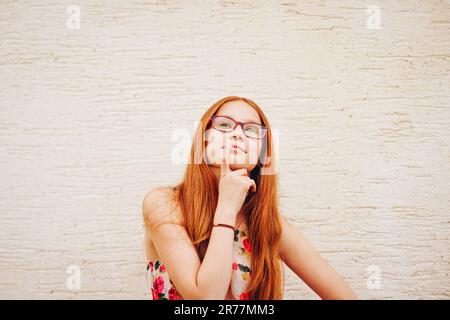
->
[[220, 150, 231, 177], [251, 180, 257, 192], [229, 168, 249, 177]]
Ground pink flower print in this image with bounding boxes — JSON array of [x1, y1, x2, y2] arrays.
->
[[148, 261, 154, 272], [232, 262, 238, 270], [151, 288, 159, 300], [153, 276, 165, 294], [168, 287, 179, 300], [159, 264, 166, 272], [240, 292, 249, 300], [243, 238, 251, 253]]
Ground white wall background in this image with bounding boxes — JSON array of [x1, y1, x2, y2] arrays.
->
[[0, 0, 449, 299]]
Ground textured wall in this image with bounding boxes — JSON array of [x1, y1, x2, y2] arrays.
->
[[0, 0, 449, 299]]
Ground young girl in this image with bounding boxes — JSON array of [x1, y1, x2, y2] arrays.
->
[[143, 96, 358, 300]]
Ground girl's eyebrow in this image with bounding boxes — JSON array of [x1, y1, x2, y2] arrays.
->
[[220, 114, 261, 124]]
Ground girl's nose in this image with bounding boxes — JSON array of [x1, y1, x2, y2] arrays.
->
[[230, 123, 245, 140]]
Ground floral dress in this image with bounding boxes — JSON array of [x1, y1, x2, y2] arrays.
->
[[146, 222, 252, 300]]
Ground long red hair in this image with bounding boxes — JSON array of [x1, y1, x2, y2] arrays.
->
[[173, 96, 284, 300]]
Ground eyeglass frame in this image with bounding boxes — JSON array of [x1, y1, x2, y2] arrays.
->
[[209, 115, 267, 139]]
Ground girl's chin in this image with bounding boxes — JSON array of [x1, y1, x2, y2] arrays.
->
[[208, 152, 254, 168], [229, 163, 248, 171], [209, 161, 249, 169], [223, 154, 248, 167]]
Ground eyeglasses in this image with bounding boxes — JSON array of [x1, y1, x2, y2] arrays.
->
[[210, 115, 267, 139]]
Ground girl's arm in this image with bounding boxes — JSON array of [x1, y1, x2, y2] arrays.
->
[[143, 187, 235, 299], [279, 215, 358, 299]]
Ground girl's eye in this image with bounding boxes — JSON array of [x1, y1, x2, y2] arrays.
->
[[219, 123, 231, 128]]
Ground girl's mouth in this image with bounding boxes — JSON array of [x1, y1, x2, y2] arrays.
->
[[231, 144, 246, 153]]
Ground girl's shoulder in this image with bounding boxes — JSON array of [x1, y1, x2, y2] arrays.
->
[[142, 185, 184, 228]]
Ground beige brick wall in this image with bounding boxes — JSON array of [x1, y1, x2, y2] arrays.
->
[[0, 0, 449, 299]]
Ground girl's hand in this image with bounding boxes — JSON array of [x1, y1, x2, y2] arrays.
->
[[215, 151, 256, 224]]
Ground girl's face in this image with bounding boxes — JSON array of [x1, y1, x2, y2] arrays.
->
[[205, 101, 265, 172]]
